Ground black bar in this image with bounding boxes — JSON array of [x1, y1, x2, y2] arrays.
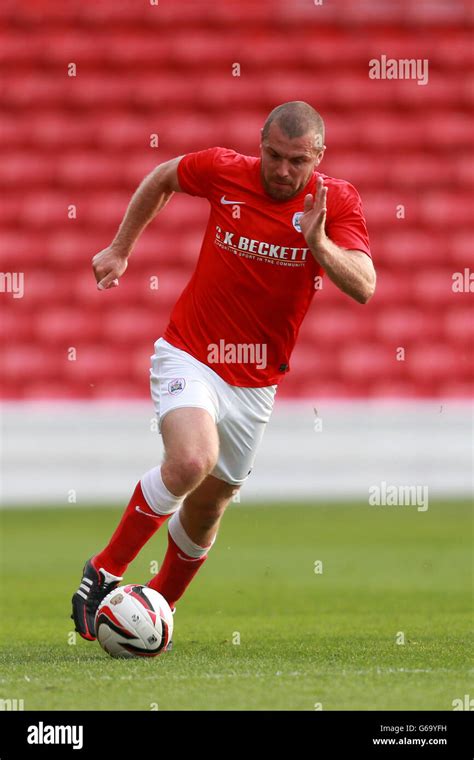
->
[[0, 710, 472, 757]]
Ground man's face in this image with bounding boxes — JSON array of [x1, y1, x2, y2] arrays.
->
[[260, 122, 325, 201]]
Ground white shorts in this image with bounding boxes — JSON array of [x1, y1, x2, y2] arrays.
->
[[150, 337, 277, 486]]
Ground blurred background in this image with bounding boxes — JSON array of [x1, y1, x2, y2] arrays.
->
[[1, 0, 472, 504]]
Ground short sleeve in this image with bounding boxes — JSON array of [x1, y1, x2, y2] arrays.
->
[[177, 147, 222, 198], [326, 182, 372, 257]]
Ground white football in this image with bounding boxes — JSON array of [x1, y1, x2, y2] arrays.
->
[[95, 584, 173, 659]]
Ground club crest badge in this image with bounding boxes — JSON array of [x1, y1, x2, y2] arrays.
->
[[168, 378, 186, 395], [292, 212, 304, 232]]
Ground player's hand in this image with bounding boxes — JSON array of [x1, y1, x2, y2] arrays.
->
[[299, 176, 328, 252], [92, 246, 129, 290]]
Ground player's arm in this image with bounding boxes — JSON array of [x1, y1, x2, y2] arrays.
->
[[300, 177, 376, 304], [92, 156, 184, 290]]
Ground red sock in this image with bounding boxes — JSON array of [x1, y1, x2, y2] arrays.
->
[[93, 482, 171, 577], [147, 532, 208, 609]]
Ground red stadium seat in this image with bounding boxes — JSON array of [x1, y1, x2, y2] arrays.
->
[[389, 154, 451, 188], [424, 113, 473, 148], [22, 382, 88, 400], [19, 192, 72, 228], [323, 153, 387, 186], [407, 345, 465, 381], [91, 382, 148, 400], [376, 308, 442, 343], [0, 308, 32, 340], [301, 306, 374, 344], [101, 309, 161, 343], [378, 230, 446, 265], [413, 270, 461, 305], [0, 232, 47, 266], [35, 308, 102, 343], [449, 232, 473, 267], [363, 192, 422, 226], [338, 344, 401, 381], [419, 193, 473, 227], [444, 309, 474, 343], [365, 270, 405, 306], [438, 381, 473, 398], [56, 153, 125, 187], [370, 380, 420, 399], [31, 113, 99, 149], [61, 347, 129, 383], [2, 153, 53, 187], [2, 346, 54, 382]]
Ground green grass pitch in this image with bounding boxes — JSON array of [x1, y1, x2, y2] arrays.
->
[[0, 500, 472, 711]]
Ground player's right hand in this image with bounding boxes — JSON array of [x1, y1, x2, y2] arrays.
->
[[92, 246, 129, 290]]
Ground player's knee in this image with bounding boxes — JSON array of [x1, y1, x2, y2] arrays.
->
[[174, 450, 217, 488]]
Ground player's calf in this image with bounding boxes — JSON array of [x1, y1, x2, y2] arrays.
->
[[179, 475, 238, 546]]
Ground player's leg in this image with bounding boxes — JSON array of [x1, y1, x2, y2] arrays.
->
[[71, 407, 219, 640], [71, 335, 223, 639], [146, 384, 277, 611], [93, 406, 219, 575], [147, 474, 238, 607]]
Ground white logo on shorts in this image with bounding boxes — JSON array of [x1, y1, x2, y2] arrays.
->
[[168, 378, 186, 395], [292, 212, 304, 232]]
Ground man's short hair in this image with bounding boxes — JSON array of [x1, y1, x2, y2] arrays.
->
[[262, 101, 325, 148]]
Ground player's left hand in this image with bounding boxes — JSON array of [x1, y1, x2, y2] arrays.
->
[[299, 176, 328, 252]]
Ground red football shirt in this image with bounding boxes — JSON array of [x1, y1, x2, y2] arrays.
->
[[163, 147, 371, 387]]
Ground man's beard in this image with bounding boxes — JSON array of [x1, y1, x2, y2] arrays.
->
[[261, 174, 299, 201], [261, 167, 311, 201]]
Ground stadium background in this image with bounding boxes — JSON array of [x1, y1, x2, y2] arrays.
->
[[1, 0, 472, 503]]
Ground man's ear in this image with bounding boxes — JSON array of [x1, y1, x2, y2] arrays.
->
[[315, 146, 326, 166]]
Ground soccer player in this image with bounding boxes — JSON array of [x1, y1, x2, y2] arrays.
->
[[71, 101, 376, 644]]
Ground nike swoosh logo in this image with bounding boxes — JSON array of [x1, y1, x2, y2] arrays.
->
[[177, 553, 203, 562], [135, 506, 161, 519], [220, 195, 246, 205]]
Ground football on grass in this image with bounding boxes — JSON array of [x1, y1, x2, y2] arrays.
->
[[95, 584, 173, 659]]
